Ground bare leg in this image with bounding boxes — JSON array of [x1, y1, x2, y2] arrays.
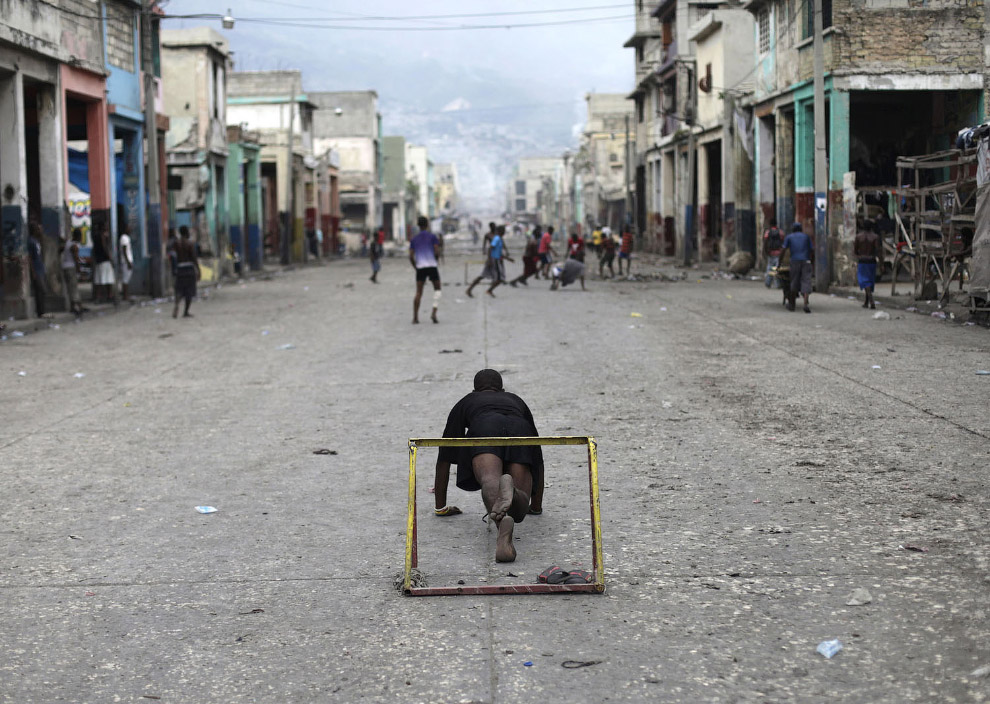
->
[[431, 280, 440, 323], [412, 280, 424, 323], [466, 276, 481, 297]]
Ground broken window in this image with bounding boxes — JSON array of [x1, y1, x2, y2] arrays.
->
[[803, 0, 832, 40], [758, 6, 771, 55]]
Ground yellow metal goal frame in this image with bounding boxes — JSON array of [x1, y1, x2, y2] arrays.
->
[[403, 436, 604, 596]]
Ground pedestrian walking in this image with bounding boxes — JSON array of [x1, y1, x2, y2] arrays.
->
[[409, 215, 442, 324], [91, 223, 115, 303], [781, 222, 814, 313], [172, 225, 200, 319], [617, 226, 633, 277], [467, 225, 513, 298], [762, 217, 784, 289], [27, 223, 48, 318], [599, 228, 616, 279], [369, 237, 382, 283], [854, 218, 883, 309], [432, 369, 544, 563], [538, 226, 557, 279], [567, 231, 585, 262], [62, 228, 84, 315], [118, 226, 133, 302], [509, 229, 540, 287]]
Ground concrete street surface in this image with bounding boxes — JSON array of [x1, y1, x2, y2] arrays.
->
[[2, 235, 989, 703]]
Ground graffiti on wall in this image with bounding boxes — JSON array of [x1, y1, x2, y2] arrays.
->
[[68, 192, 92, 246]]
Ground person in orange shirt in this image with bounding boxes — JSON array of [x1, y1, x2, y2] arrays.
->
[[618, 226, 633, 276]]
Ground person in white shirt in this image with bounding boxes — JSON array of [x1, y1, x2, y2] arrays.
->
[[118, 228, 133, 301]]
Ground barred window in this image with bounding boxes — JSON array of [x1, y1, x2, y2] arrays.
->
[[758, 7, 771, 55]]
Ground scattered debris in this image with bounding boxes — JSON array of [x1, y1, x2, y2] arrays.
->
[[970, 664, 990, 679], [68, 535, 82, 540], [158, 333, 174, 339], [817, 639, 843, 659], [439, 349, 463, 354], [17, 371, 26, 376], [660, 306, 668, 312], [661, 401, 673, 409], [905, 306, 918, 312], [846, 588, 872, 606], [562, 660, 602, 669], [976, 370, 990, 376], [276, 343, 296, 350], [73, 372, 86, 378], [523, 662, 534, 667], [261, 330, 270, 336], [393, 569, 427, 592], [900, 544, 928, 553], [195, 506, 219, 514], [630, 312, 642, 317], [238, 608, 265, 615], [11, 330, 25, 338], [871, 365, 882, 370], [872, 311, 891, 320], [312, 449, 338, 455], [931, 311, 947, 319]]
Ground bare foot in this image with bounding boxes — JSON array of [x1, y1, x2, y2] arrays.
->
[[431, 311, 438, 324], [489, 474, 514, 523], [495, 516, 516, 562], [465, 289, 474, 298], [412, 318, 419, 324], [486, 290, 496, 298]]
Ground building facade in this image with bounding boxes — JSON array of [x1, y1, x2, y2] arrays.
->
[[577, 93, 634, 234], [744, 0, 987, 284], [1, 0, 167, 316], [161, 27, 231, 281], [227, 70, 317, 263], [310, 90, 382, 235]]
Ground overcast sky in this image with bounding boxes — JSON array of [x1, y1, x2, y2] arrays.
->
[[163, 0, 636, 209]]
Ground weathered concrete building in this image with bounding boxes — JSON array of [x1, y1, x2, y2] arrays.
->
[[1, 0, 166, 316], [689, 8, 756, 261], [406, 144, 433, 221], [310, 90, 382, 235], [227, 70, 317, 263], [161, 27, 231, 282], [382, 136, 414, 241], [433, 162, 459, 215], [224, 125, 262, 271], [577, 93, 634, 234], [744, 0, 988, 284], [508, 156, 564, 228], [627, 0, 752, 261]]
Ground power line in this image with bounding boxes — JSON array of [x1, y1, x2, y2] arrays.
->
[[221, 3, 630, 21], [218, 14, 632, 31]]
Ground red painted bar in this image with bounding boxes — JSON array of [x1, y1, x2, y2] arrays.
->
[[406, 583, 603, 597]]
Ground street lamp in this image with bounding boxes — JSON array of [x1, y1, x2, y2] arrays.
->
[[222, 9, 235, 29]]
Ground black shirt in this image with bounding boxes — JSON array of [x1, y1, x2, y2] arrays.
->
[[438, 390, 541, 467]]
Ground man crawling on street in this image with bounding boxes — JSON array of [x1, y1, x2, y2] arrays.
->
[[432, 369, 544, 562]]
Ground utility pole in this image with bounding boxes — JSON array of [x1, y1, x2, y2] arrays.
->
[[282, 84, 295, 265], [142, 0, 164, 297], [684, 63, 696, 267], [813, 0, 828, 291], [624, 114, 632, 230]]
